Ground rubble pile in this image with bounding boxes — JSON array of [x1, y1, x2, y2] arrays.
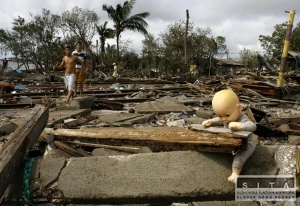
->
[[0, 71, 300, 205]]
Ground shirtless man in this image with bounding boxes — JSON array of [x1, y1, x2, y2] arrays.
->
[[53, 45, 84, 103]]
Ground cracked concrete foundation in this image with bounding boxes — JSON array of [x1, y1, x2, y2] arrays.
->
[[23, 145, 295, 205]]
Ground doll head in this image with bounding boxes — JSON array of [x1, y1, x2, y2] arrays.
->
[[212, 89, 242, 123]]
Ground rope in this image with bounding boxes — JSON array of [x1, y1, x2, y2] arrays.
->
[[22, 158, 37, 206]]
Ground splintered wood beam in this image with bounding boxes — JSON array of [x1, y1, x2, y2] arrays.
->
[[188, 124, 251, 138], [65, 141, 141, 153], [39, 132, 91, 157], [0, 105, 48, 197], [44, 127, 247, 153], [64, 115, 98, 128]]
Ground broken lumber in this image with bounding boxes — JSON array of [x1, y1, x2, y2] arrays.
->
[[188, 124, 251, 138], [64, 115, 98, 128], [65, 141, 141, 153], [39, 132, 90, 157], [0, 105, 48, 197], [44, 127, 248, 153]]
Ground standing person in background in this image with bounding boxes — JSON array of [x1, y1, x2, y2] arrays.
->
[[112, 63, 118, 79], [53, 45, 84, 104], [1, 58, 8, 74], [72, 41, 88, 97]]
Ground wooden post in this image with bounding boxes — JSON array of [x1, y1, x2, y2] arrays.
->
[[184, 10, 189, 65], [0, 105, 48, 196], [277, 10, 295, 87]]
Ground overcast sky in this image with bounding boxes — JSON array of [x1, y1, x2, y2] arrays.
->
[[1, 0, 299, 59]]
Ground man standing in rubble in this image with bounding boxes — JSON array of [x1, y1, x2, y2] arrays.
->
[[1, 58, 8, 75], [72, 41, 88, 97]]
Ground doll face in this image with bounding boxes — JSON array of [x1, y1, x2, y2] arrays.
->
[[215, 104, 241, 123], [212, 90, 242, 123]]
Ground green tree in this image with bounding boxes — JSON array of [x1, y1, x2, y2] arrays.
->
[[259, 21, 300, 70], [95, 21, 114, 54], [159, 21, 187, 75], [141, 34, 161, 77], [61, 6, 99, 51], [61, 6, 99, 76], [102, 0, 150, 62], [28, 9, 61, 71], [159, 20, 226, 76], [259, 23, 286, 66], [239, 48, 259, 70], [7, 16, 32, 70], [101, 43, 117, 69], [290, 22, 300, 52]]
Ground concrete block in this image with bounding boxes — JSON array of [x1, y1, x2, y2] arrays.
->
[[288, 135, 300, 144], [196, 110, 213, 119], [28, 145, 290, 204], [56, 96, 95, 110], [0, 122, 18, 135]]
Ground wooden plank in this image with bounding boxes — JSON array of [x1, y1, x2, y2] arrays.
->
[[96, 113, 146, 123], [39, 132, 91, 157], [188, 124, 251, 139], [0, 105, 48, 197], [65, 141, 141, 153], [64, 115, 98, 128], [52, 141, 91, 157], [44, 127, 244, 153], [270, 117, 300, 127]]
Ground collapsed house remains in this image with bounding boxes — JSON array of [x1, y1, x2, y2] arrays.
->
[[0, 69, 300, 205]]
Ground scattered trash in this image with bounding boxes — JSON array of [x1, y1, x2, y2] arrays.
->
[[193, 79, 200, 84]]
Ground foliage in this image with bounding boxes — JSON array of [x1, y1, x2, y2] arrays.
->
[[141, 34, 161, 77], [259, 22, 300, 70], [259, 23, 285, 66], [61, 6, 99, 50], [239, 48, 259, 70], [95, 21, 114, 54], [2, 4, 299, 77], [290, 22, 300, 52], [102, 0, 150, 62], [149, 20, 227, 76]]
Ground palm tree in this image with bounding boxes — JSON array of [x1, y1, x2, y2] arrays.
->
[[95, 21, 114, 53], [102, 0, 150, 62]]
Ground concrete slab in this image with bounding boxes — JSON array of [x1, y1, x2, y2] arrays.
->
[[92, 146, 152, 156], [56, 95, 95, 110], [135, 102, 193, 114], [184, 117, 205, 124], [29, 145, 288, 205], [47, 109, 91, 127], [0, 122, 18, 135], [95, 112, 148, 123], [38, 157, 66, 188]]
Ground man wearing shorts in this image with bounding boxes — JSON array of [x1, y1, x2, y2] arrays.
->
[[72, 41, 88, 97], [53, 45, 84, 103]]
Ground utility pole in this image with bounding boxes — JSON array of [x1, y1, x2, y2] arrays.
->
[[277, 10, 295, 87], [184, 10, 189, 65]]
